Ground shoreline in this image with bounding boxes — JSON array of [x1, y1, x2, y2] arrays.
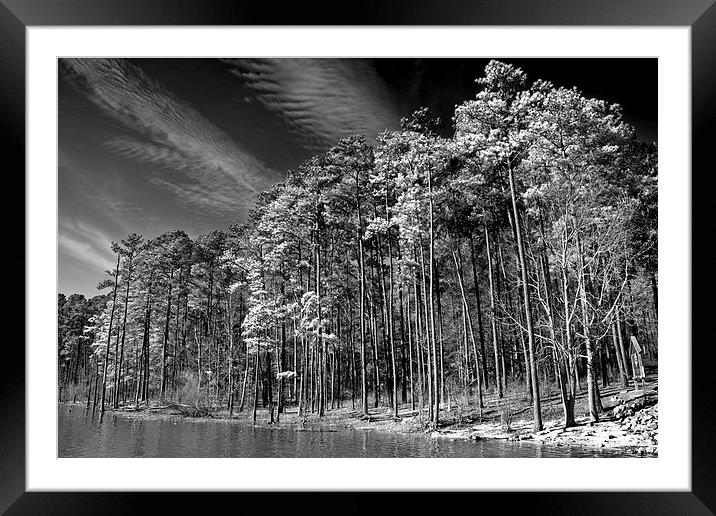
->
[[61, 393, 657, 457]]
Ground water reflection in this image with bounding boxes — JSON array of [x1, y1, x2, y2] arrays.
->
[[58, 404, 633, 459]]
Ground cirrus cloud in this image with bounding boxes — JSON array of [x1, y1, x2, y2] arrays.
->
[[61, 58, 277, 214], [223, 58, 400, 152]]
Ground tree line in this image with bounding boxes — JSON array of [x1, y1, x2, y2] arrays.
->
[[58, 61, 657, 430]]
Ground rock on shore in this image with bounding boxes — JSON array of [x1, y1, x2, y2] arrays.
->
[[522, 401, 658, 455], [438, 397, 658, 456]]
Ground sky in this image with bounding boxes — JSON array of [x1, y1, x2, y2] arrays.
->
[[58, 58, 657, 297]]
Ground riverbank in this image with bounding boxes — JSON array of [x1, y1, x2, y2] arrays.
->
[[87, 374, 656, 457], [431, 398, 658, 456]]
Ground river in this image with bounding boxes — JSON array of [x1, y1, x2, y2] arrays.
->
[[58, 404, 632, 458]]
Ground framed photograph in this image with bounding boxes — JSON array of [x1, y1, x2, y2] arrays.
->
[[4, 0, 712, 513]]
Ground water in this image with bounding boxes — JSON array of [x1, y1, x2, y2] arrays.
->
[[58, 404, 631, 458]]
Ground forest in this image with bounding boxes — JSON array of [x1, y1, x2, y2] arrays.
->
[[57, 61, 658, 433]]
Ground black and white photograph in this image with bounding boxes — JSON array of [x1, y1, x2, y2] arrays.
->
[[56, 57, 659, 459]]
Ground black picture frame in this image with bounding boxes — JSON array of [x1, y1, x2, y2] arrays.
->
[[2, 1, 712, 514]]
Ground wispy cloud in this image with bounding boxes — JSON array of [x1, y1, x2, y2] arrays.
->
[[223, 59, 400, 152], [59, 150, 144, 217], [59, 218, 118, 275], [61, 58, 276, 214]]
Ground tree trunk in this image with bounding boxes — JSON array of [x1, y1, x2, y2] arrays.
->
[[266, 348, 274, 424], [427, 166, 439, 427], [160, 275, 173, 403], [453, 248, 483, 411], [406, 285, 416, 412], [114, 262, 134, 409], [615, 307, 632, 378], [238, 340, 250, 412], [484, 226, 503, 399], [227, 292, 235, 417], [576, 237, 599, 423], [356, 190, 369, 416], [398, 282, 408, 405], [611, 319, 629, 388], [539, 247, 576, 428], [100, 254, 121, 415], [413, 263, 425, 413], [387, 236, 399, 417], [468, 233, 489, 390], [315, 213, 325, 418], [252, 351, 260, 424], [418, 240, 434, 423], [507, 163, 542, 431]]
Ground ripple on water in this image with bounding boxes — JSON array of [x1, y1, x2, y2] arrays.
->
[[58, 404, 635, 458]]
